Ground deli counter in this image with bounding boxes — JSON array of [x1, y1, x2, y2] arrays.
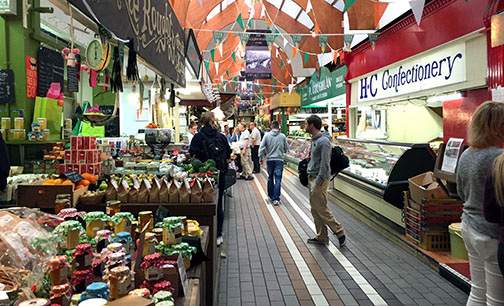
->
[[286, 137, 436, 226]]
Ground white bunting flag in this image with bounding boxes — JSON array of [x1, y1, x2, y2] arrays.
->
[[218, 43, 223, 57], [283, 37, 289, 48], [260, 5, 266, 18], [275, 48, 279, 58], [334, 0, 344, 12], [215, 62, 219, 74], [306, 0, 312, 13], [410, 0, 425, 26], [288, 84, 294, 94], [198, 0, 203, 7]]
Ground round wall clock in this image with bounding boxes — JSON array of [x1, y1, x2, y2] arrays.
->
[[86, 39, 112, 71]]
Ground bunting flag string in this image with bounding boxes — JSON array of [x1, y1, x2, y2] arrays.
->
[[343, 34, 354, 52], [410, 0, 426, 26], [343, 0, 357, 13], [368, 33, 379, 51], [303, 52, 310, 65], [291, 34, 303, 46]]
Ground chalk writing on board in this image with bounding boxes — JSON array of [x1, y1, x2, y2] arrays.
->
[[0, 69, 15, 105]]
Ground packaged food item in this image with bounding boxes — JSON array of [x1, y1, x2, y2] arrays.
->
[[179, 180, 191, 203], [142, 232, 157, 257], [138, 175, 151, 203], [151, 228, 163, 245], [1, 117, 11, 130], [111, 212, 134, 235], [159, 177, 169, 202], [78, 298, 108, 306], [78, 282, 110, 302], [53, 220, 84, 250], [168, 181, 179, 203], [50, 283, 72, 306], [138, 211, 153, 232], [82, 211, 110, 238], [72, 244, 93, 270], [95, 229, 111, 253], [106, 176, 119, 201], [108, 266, 133, 300], [8, 129, 25, 141], [128, 288, 151, 299], [159, 217, 183, 245], [113, 232, 132, 254], [14, 117, 24, 129], [16, 299, 51, 306], [190, 179, 202, 203], [141, 254, 164, 281], [48, 255, 70, 285], [64, 118, 73, 130], [127, 175, 139, 203], [153, 290, 174, 304], [0, 129, 6, 141], [43, 129, 50, 141], [55, 194, 71, 214], [117, 178, 130, 203], [70, 269, 94, 293], [106, 200, 121, 217], [149, 177, 161, 203], [37, 117, 47, 130], [202, 179, 215, 202]]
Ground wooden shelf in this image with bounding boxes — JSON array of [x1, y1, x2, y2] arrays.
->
[[6, 140, 68, 145]]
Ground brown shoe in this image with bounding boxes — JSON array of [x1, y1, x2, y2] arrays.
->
[[245, 176, 254, 181]]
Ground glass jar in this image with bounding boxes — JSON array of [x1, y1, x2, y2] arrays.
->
[[128, 288, 151, 299], [38, 118, 47, 130], [1, 117, 11, 130], [8, 129, 25, 141], [79, 282, 109, 302], [109, 266, 132, 300], [43, 129, 50, 141], [152, 228, 163, 243], [49, 283, 71, 306], [141, 254, 164, 281], [64, 119, 73, 130], [0, 129, 7, 141], [138, 211, 153, 232], [55, 199, 71, 215], [48, 255, 69, 285], [72, 244, 93, 270], [106, 200, 121, 217], [113, 232, 132, 254], [111, 212, 134, 235], [70, 269, 93, 294], [143, 233, 157, 257], [14, 117, 24, 129]]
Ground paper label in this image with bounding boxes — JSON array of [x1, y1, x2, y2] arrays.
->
[[106, 206, 111, 215], [146, 266, 161, 281], [147, 242, 156, 254], [84, 254, 92, 267], [0, 215, 13, 228], [60, 266, 67, 280], [117, 279, 129, 295]]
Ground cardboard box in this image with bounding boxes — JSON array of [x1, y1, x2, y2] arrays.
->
[[105, 295, 154, 306], [71, 136, 83, 150], [71, 151, 78, 164], [17, 184, 88, 209], [78, 151, 86, 162], [65, 164, 73, 172], [79, 164, 87, 174], [408, 171, 450, 203], [64, 150, 71, 161], [59, 164, 66, 174]]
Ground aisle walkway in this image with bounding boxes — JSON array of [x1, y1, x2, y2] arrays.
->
[[217, 169, 468, 306]]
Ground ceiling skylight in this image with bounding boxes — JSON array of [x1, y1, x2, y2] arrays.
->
[[221, 0, 234, 10], [282, 0, 302, 19], [297, 10, 314, 29], [207, 5, 220, 21], [266, 0, 283, 9]]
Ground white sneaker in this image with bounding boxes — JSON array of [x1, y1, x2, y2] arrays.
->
[[217, 236, 223, 246], [273, 200, 280, 206]]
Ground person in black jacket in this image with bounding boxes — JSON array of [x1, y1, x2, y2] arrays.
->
[[189, 112, 231, 247], [0, 133, 9, 191]]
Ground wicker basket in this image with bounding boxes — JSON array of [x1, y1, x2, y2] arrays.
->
[[0, 266, 30, 291], [80, 192, 105, 205]]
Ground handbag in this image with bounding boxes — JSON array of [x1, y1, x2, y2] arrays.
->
[[298, 158, 309, 187], [32, 97, 63, 140]]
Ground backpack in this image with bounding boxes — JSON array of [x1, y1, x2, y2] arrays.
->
[[298, 158, 309, 187], [330, 146, 349, 179], [202, 135, 228, 173], [259, 129, 265, 139]]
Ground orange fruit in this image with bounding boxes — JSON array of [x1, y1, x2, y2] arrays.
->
[[79, 179, 90, 186], [75, 184, 84, 190], [54, 178, 64, 185], [88, 175, 97, 184], [62, 180, 74, 185], [42, 180, 54, 185]]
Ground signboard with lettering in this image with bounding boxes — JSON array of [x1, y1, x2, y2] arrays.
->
[[63, 171, 84, 183], [245, 30, 272, 80], [299, 66, 347, 107], [26, 56, 37, 99], [37, 47, 64, 98], [185, 29, 202, 79], [0, 0, 16, 15], [0, 69, 14, 105], [68, 0, 186, 87], [357, 43, 466, 102]]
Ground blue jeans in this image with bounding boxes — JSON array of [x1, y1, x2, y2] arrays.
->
[[267, 160, 284, 201]]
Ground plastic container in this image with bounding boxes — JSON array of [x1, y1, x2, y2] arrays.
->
[[448, 223, 469, 260], [1, 117, 11, 130], [14, 117, 24, 129], [9, 129, 25, 141]]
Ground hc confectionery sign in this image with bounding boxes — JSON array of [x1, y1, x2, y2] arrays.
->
[[357, 43, 466, 102], [69, 0, 186, 87]]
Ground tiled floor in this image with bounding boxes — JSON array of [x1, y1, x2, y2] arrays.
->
[[218, 168, 468, 306]]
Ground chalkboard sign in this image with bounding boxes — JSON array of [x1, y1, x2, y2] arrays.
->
[[63, 171, 84, 183], [37, 47, 64, 97], [101, 105, 120, 137], [67, 55, 80, 92], [0, 69, 14, 104]]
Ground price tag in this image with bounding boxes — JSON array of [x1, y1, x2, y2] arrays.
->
[[177, 253, 188, 296], [63, 171, 85, 183]]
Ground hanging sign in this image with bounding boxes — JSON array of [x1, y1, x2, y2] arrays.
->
[[0, 69, 14, 105], [0, 0, 16, 15], [68, 0, 186, 87], [299, 66, 347, 107], [36, 47, 64, 97], [245, 30, 272, 80], [186, 29, 202, 79], [357, 43, 466, 102], [26, 56, 37, 99]]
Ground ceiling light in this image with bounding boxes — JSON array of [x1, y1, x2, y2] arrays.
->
[[212, 106, 225, 121], [426, 92, 462, 104]]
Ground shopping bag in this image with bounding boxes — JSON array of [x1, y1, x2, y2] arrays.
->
[[81, 121, 105, 137], [32, 96, 63, 140]]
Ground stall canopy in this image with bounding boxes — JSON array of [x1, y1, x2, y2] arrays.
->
[[68, 0, 186, 87], [299, 66, 347, 108]]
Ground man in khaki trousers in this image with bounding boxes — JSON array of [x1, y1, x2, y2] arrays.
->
[[238, 122, 253, 180], [305, 115, 346, 246]]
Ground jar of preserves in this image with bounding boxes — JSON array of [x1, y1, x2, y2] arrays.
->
[[1, 117, 11, 130], [48, 255, 69, 285], [49, 283, 71, 306], [105, 200, 121, 217], [108, 266, 132, 300], [138, 211, 153, 232], [142, 232, 157, 257], [53, 220, 84, 250], [14, 117, 24, 129], [70, 269, 93, 294], [72, 244, 93, 270], [111, 212, 134, 235], [82, 211, 110, 238]]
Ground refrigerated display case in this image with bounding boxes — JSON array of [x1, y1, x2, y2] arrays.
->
[[285, 137, 311, 165]]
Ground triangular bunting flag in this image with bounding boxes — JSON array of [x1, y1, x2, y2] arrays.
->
[[239, 33, 250, 44], [260, 5, 265, 18], [285, 69, 289, 79], [313, 21, 320, 36], [198, 0, 202, 7], [288, 84, 294, 94], [292, 46, 298, 59], [205, 61, 210, 73], [218, 43, 223, 57], [343, 0, 357, 13], [215, 62, 219, 74], [227, 32, 233, 42], [303, 52, 310, 65], [247, 18, 252, 28], [221, 75, 224, 84], [275, 48, 279, 58], [334, 0, 344, 12], [273, 78, 277, 85], [283, 37, 289, 48], [231, 52, 237, 63], [213, 31, 224, 44], [217, 84, 220, 91], [410, 0, 426, 26], [237, 13, 245, 30], [343, 34, 354, 52], [268, 45, 272, 51], [292, 34, 303, 46], [306, 0, 312, 13], [368, 33, 379, 51], [267, 18, 272, 28], [210, 49, 215, 62], [245, 0, 252, 9], [333, 50, 338, 64], [273, 29, 280, 39], [374, 1, 389, 29], [226, 70, 230, 77], [280, 60, 284, 68]]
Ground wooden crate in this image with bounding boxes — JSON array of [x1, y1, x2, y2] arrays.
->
[[406, 228, 451, 251], [17, 183, 88, 209]]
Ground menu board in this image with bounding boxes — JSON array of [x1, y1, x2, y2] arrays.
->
[[101, 105, 120, 137], [0, 69, 14, 105], [37, 47, 64, 97], [67, 66, 79, 92]]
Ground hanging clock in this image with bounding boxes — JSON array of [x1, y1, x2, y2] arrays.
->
[[86, 38, 112, 71]]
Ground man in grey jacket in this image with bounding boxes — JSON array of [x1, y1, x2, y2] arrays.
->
[[305, 115, 346, 246], [259, 121, 289, 205]]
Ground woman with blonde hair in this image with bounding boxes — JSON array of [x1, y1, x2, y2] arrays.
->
[[457, 101, 504, 306]]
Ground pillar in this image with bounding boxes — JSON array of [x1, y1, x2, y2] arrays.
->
[[281, 107, 287, 135]]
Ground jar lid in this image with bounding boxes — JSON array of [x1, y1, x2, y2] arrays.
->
[[71, 294, 81, 303], [128, 288, 150, 297], [108, 252, 125, 261], [96, 230, 111, 238], [106, 200, 121, 206], [156, 301, 175, 306], [51, 283, 70, 294], [107, 243, 123, 252], [151, 228, 163, 234], [75, 244, 92, 253], [57, 194, 71, 199], [139, 211, 153, 216], [110, 266, 130, 278], [50, 255, 67, 265], [115, 232, 131, 239], [73, 269, 93, 276], [78, 298, 108, 306], [85, 282, 108, 294], [145, 232, 156, 241], [16, 298, 51, 306], [143, 253, 162, 263], [153, 290, 173, 302]]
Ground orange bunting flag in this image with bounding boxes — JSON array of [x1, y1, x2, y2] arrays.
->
[[292, 46, 298, 59], [285, 69, 289, 79], [227, 32, 233, 41], [267, 18, 272, 28], [268, 45, 272, 51], [314, 22, 320, 36], [333, 50, 338, 64]]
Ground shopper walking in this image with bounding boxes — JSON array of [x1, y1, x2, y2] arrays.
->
[[186, 122, 198, 144], [230, 127, 242, 173], [305, 115, 346, 246], [259, 121, 289, 205], [457, 101, 504, 306], [0, 132, 9, 191], [250, 122, 262, 173], [238, 122, 253, 180], [189, 112, 231, 247]]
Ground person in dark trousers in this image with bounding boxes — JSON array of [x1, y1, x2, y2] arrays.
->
[[0, 133, 9, 191], [305, 115, 346, 247], [259, 121, 289, 205], [250, 122, 262, 174], [189, 112, 231, 247]]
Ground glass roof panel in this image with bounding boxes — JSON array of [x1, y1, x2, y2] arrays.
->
[[324, 0, 334, 4], [221, 0, 234, 10], [297, 10, 314, 29], [207, 5, 221, 21], [266, 0, 283, 9], [282, 0, 301, 19]]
